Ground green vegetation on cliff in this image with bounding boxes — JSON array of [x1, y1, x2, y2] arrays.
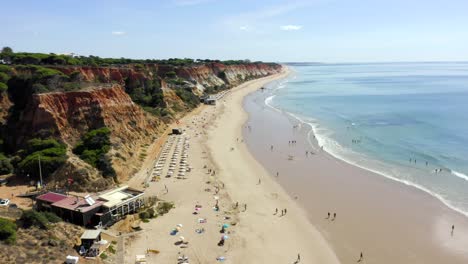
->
[[175, 88, 200, 108], [19, 210, 61, 230], [16, 138, 67, 180], [73, 127, 116, 178], [1, 48, 258, 67], [0, 218, 16, 245], [0, 65, 12, 93], [0, 153, 13, 175]]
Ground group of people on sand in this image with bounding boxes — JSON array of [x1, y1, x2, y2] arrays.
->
[[273, 208, 288, 216], [233, 201, 248, 212], [325, 212, 337, 221]]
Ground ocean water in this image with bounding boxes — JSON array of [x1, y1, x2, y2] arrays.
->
[[266, 62, 468, 216]]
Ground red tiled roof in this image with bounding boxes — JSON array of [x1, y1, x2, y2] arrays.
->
[[51, 196, 103, 213], [36, 192, 68, 203]]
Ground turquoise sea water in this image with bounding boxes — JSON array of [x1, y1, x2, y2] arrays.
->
[[267, 62, 468, 216]]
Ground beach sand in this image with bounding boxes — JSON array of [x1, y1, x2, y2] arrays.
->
[[243, 75, 468, 264], [124, 68, 340, 263]]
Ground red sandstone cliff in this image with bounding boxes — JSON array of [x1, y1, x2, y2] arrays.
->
[[51, 62, 282, 91], [3, 62, 282, 190], [14, 84, 164, 189], [21, 84, 159, 146]]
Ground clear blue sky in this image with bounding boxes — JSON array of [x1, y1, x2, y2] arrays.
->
[[2, 0, 468, 62]]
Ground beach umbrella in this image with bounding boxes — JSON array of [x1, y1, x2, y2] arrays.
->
[[222, 224, 229, 228], [214, 196, 219, 200], [179, 236, 185, 241], [222, 235, 229, 240], [177, 224, 183, 227]]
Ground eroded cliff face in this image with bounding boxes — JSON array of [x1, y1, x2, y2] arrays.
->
[[14, 84, 164, 188], [3, 62, 282, 190], [176, 63, 282, 90], [52, 62, 282, 92], [22, 84, 158, 146]]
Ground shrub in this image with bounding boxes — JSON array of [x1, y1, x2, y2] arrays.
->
[[139, 211, 150, 219], [165, 71, 176, 78], [175, 88, 199, 108], [0, 72, 9, 83], [42, 212, 61, 223], [0, 65, 12, 73], [217, 71, 227, 80], [20, 210, 51, 229], [108, 244, 116, 254], [73, 127, 116, 177], [17, 138, 67, 179], [0, 218, 17, 245], [147, 208, 156, 218], [0, 153, 13, 175], [0, 82, 7, 93], [156, 201, 174, 216]]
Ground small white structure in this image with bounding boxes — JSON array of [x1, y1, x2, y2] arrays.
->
[[65, 255, 79, 264], [135, 254, 147, 264]]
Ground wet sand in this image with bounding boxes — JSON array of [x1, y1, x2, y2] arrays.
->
[[243, 80, 468, 263]]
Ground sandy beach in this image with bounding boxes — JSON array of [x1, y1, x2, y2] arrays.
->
[[243, 74, 468, 264], [124, 68, 340, 263]]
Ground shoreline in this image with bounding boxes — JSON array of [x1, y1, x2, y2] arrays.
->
[[242, 71, 468, 263], [124, 68, 340, 263], [264, 69, 468, 220], [279, 100, 468, 220]]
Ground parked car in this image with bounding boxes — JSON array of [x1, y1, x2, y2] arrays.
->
[[0, 199, 10, 206], [0, 178, 8, 186]]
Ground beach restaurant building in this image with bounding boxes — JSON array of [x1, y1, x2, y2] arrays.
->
[[35, 186, 145, 227]]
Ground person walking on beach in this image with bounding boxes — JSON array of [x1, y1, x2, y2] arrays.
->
[[297, 253, 301, 262], [284, 208, 287, 215], [271, 145, 274, 151], [244, 204, 247, 212], [164, 184, 168, 194], [257, 178, 261, 185], [326, 212, 330, 219], [332, 213, 336, 221], [452, 224, 455, 236], [357, 252, 363, 262], [274, 208, 278, 215]]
